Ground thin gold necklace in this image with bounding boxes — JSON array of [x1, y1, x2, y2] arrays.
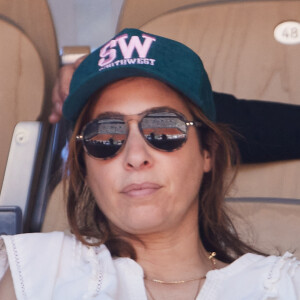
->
[[144, 252, 216, 300], [145, 278, 202, 300], [144, 252, 217, 285]]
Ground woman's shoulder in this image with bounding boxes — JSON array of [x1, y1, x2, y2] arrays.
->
[[236, 251, 300, 278], [240, 252, 300, 298], [0, 232, 104, 299], [0, 232, 63, 276], [205, 252, 300, 299], [0, 231, 114, 277], [0, 232, 70, 297], [230, 251, 299, 270], [0, 232, 144, 299], [1, 231, 69, 267]]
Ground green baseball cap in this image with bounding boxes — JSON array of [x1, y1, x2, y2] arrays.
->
[[63, 28, 215, 123]]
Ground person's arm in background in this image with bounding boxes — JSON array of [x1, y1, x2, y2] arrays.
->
[[49, 63, 300, 164], [214, 92, 300, 163], [48, 64, 75, 124], [49, 57, 86, 123]]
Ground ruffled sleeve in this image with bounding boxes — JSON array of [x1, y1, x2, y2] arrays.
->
[[0, 232, 64, 300], [263, 252, 300, 300], [1, 232, 146, 300]]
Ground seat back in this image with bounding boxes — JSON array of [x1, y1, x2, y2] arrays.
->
[[0, 18, 44, 191], [227, 198, 300, 258], [0, 0, 59, 188], [0, 0, 59, 233]]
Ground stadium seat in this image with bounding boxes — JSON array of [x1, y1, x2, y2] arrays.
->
[[0, 0, 59, 234]]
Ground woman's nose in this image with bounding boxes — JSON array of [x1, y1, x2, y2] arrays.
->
[[122, 124, 153, 170]]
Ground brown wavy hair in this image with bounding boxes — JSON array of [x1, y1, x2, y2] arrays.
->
[[64, 87, 263, 263]]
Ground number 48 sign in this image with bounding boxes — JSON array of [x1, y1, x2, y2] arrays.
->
[[274, 21, 300, 45]]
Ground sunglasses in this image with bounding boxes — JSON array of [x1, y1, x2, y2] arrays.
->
[[76, 107, 202, 159]]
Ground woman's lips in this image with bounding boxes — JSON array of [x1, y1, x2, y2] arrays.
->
[[121, 182, 162, 197]]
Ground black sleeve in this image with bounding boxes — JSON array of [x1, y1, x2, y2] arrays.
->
[[213, 92, 300, 164]]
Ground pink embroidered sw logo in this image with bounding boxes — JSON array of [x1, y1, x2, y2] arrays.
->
[[98, 34, 156, 70]]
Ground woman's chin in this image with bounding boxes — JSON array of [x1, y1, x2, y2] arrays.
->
[[115, 214, 171, 236]]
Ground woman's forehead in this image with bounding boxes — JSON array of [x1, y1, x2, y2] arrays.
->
[[89, 77, 192, 119]]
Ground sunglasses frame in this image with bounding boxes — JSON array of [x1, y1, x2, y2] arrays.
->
[[76, 107, 202, 160]]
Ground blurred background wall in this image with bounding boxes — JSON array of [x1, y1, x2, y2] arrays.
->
[[47, 0, 124, 51]]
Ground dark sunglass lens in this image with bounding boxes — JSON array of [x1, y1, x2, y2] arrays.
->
[[83, 119, 127, 158], [141, 112, 187, 151]]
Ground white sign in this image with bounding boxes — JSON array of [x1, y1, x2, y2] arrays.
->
[[274, 21, 300, 45]]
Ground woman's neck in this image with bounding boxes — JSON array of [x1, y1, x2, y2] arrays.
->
[[131, 224, 214, 282]]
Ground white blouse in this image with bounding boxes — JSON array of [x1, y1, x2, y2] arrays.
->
[[0, 232, 299, 300]]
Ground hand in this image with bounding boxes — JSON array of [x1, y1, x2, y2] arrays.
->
[[49, 56, 86, 123]]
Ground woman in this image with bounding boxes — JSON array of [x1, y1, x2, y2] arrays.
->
[[1, 28, 299, 300]]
